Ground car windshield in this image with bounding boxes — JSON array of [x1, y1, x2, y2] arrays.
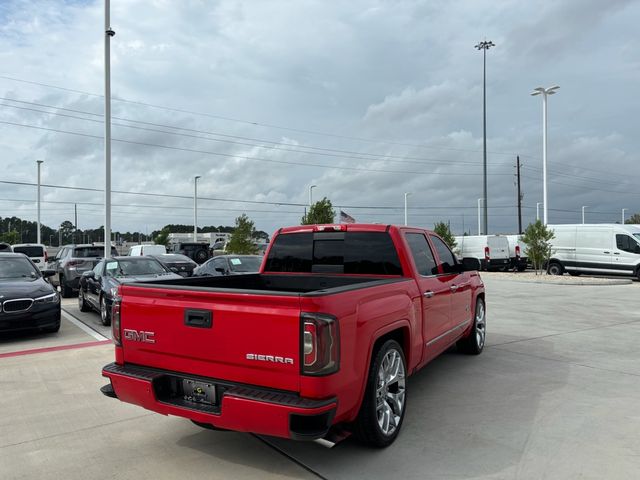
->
[[228, 256, 261, 272], [74, 246, 118, 258], [13, 246, 45, 257], [157, 254, 193, 263], [0, 257, 39, 279], [106, 258, 168, 277], [634, 233, 640, 242]]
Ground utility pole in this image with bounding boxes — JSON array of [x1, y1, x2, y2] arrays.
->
[[74, 203, 78, 244], [104, 0, 115, 258], [36, 160, 43, 244], [516, 156, 522, 233]]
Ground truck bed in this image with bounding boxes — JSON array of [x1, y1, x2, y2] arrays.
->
[[130, 273, 408, 296]]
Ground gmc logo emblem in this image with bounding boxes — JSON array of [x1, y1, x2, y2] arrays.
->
[[123, 329, 156, 344]]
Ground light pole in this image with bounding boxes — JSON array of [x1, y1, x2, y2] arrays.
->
[[309, 185, 316, 206], [477, 198, 483, 235], [582, 205, 588, 224], [622, 208, 627, 225], [194, 175, 201, 241], [531, 85, 559, 225], [536, 202, 542, 221], [404, 192, 411, 226], [104, 0, 115, 258], [475, 40, 495, 235], [36, 160, 43, 244]]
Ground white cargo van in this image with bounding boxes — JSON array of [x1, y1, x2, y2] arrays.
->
[[12, 243, 48, 271], [454, 235, 510, 271], [505, 234, 528, 271], [128, 244, 167, 256], [547, 224, 640, 278]]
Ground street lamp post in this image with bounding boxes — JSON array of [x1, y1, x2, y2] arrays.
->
[[104, 0, 115, 259], [622, 208, 627, 225], [475, 40, 495, 235], [404, 192, 411, 226], [36, 160, 43, 244], [582, 206, 588, 224], [477, 198, 483, 235], [194, 175, 201, 241], [309, 185, 316, 206], [536, 202, 542, 221], [531, 85, 560, 225]]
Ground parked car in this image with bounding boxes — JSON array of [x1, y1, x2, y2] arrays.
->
[[78, 256, 182, 325], [101, 224, 484, 447], [12, 243, 48, 271], [454, 235, 510, 271], [149, 254, 198, 277], [128, 244, 167, 256], [505, 235, 528, 271], [192, 254, 262, 276], [0, 243, 12, 252], [171, 242, 211, 264], [547, 224, 640, 278], [49, 244, 118, 297], [0, 253, 60, 333]]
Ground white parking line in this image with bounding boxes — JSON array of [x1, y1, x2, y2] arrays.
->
[[61, 310, 109, 341]]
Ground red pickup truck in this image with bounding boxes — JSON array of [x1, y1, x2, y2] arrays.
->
[[101, 224, 485, 447]]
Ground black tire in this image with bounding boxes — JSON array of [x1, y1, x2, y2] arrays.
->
[[194, 248, 209, 264], [353, 339, 407, 448], [59, 275, 72, 298], [100, 295, 111, 326], [190, 420, 228, 432], [457, 297, 486, 355], [78, 289, 91, 312], [517, 265, 527, 272], [547, 262, 564, 276]]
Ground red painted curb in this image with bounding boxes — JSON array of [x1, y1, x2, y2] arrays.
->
[[0, 339, 112, 359]]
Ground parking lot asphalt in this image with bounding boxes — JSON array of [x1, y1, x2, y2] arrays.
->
[[1, 276, 639, 479]]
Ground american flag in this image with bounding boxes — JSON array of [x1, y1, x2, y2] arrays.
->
[[340, 210, 356, 224]]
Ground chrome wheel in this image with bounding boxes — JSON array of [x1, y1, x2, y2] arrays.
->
[[78, 290, 84, 309], [376, 348, 406, 437], [100, 297, 108, 324], [475, 300, 486, 349]]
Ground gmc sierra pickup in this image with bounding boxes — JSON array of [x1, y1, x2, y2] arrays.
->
[[101, 224, 485, 447]]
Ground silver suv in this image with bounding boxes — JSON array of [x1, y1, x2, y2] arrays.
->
[[49, 245, 117, 297]]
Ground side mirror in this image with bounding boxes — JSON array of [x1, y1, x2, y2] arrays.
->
[[82, 271, 95, 279], [42, 269, 56, 278], [461, 257, 481, 272], [215, 267, 226, 274]]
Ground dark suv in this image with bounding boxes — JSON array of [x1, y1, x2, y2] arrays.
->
[[171, 242, 211, 264], [49, 244, 118, 297]]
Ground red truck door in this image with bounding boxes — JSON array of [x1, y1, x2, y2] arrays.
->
[[403, 232, 452, 353], [429, 235, 474, 332]]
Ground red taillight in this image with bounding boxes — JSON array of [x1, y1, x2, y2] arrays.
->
[[484, 246, 490, 260], [515, 245, 521, 259], [112, 294, 122, 347], [301, 312, 339, 376], [67, 260, 82, 267]]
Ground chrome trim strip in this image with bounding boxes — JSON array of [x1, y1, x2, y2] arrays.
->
[[426, 319, 472, 347]]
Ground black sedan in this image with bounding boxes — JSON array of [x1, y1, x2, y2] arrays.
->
[[192, 255, 262, 277], [148, 254, 198, 277], [78, 256, 182, 326], [0, 253, 60, 334]]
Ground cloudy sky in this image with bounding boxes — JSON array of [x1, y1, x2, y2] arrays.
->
[[0, 0, 638, 238]]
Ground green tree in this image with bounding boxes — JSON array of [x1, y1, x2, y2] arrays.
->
[[521, 220, 555, 275], [154, 228, 170, 247], [0, 230, 19, 244], [625, 213, 640, 224], [433, 221, 457, 250], [301, 197, 335, 225], [226, 214, 259, 254]]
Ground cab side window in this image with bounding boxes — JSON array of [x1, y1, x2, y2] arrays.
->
[[429, 235, 457, 273], [616, 234, 640, 254], [405, 233, 438, 276]]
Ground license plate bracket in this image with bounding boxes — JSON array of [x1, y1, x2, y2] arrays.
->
[[182, 379, 216, 406]]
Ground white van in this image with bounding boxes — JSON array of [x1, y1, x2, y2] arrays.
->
[[454, 235, 510, 271], [128, 244, 167, 256], [505, 234, 528, 271], [12, 243, 48, 271], [547, 224, 640, 278]]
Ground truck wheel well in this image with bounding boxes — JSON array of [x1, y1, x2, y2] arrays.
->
[[373, 326, 410, 362]]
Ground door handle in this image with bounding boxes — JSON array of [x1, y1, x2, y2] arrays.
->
[[450, 285, 458, 292], [423, 291, 435, 298], [613, 252, 620, 255], [184, 309, 213, 328], [603, 251, 610, 254]]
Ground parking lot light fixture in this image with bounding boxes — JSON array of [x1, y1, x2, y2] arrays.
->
[[477, 198, 483, 235], [309, 185, 316, 207], [531, 85, 560, 226], [622, 208, 627, 224], [194, 175, 201, 241], [404, 192, 411, 226], [36, 160, 43, 245], [582, 206, 588, 224], [536, 202, 542, 221]]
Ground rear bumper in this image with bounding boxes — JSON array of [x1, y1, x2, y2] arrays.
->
[[101, 362, 337, 440], [481, 258, 510, 270]]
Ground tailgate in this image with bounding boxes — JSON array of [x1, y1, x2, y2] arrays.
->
[[119, 285, 302, 392]]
